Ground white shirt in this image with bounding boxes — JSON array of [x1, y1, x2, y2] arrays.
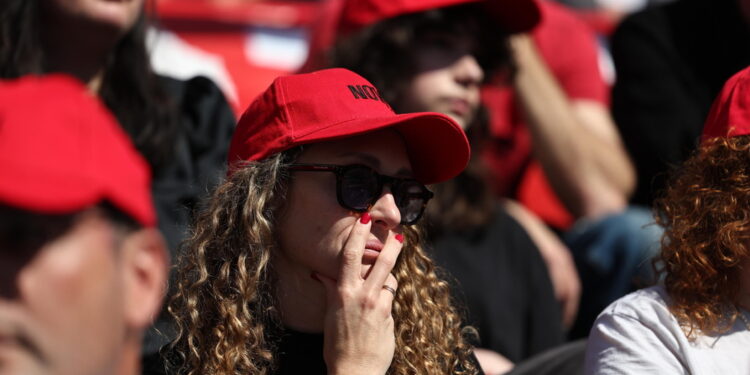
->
[[584, 285, 750, 375]]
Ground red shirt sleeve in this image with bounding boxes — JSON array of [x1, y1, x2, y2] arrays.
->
[[532, 1, 609, 105]]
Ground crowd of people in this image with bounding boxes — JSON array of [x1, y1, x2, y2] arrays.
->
[[0, 0, 748, 374]]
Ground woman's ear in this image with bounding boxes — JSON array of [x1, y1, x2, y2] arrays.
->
[[119, 227, 169, 330]]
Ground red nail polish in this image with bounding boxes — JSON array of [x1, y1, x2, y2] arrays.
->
[[395, 234, 404, 243], [360, 212, 371, 224]]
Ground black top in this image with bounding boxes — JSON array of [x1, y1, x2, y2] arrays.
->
[[144, 75, 236, 354], [143, 328, 485, 375], [274, 330, 327, 375], [151, 75, 235, 253], [274, 329, 485, 375], [429, 207, 565, 363], [611, 0, 750, 206]]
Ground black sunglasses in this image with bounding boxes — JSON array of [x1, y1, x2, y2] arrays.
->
[[288, 163, 434, 225]]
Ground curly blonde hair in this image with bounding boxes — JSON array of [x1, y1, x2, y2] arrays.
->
[[655, 135, 750, 339], [167, 150, 477, 374]]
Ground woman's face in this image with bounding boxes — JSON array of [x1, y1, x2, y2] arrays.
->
[[276, 129, 410, 281], [45, 0, 144, 34], [398, 32, 484, 130]]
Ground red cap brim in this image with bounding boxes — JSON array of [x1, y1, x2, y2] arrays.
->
[[291, 112, 470, 184]]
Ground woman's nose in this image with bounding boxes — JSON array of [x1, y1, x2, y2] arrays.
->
[[368, 187, 401, 230], [453, 54, 484, 87]]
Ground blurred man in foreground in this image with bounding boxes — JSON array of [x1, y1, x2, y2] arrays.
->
[[0, 75, 168, 375]]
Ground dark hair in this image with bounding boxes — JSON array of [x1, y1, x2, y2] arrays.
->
[[424, 107, 498, 234], [331, 3, 514, 110], [330, 4, 510, 234], [0, 201, 140, 253], [0, 0, 177, 172]]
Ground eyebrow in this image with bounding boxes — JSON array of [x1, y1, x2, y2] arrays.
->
[[338, 152, 414, 178]]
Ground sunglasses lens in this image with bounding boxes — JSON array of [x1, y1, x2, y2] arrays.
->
[[395, 181, 428, 224], [340, 166, 379, 211]]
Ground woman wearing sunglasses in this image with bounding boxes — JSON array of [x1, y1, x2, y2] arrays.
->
[[164, 68, 480, 375]]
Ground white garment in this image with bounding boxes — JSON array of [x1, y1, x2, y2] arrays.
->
[[584, 285, 750, 375]]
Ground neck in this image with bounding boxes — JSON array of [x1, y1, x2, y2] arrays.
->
[[274, 255, 327, 333], [39, 7, 122, 92], [115, 342, 141, 375], [42, 32, 110, 92]]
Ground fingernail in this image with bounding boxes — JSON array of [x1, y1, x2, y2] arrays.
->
[[310, 272, 320, 282], [360, 212, 371, 224], [395, 234, 404, 243]]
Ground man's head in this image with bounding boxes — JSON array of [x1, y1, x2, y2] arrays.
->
[[0, 75, 167, 375]]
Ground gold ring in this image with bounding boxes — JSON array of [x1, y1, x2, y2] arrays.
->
[[382, 285, 397, 296]]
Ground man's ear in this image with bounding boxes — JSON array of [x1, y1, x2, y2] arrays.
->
[[120, 227, 169, 330]]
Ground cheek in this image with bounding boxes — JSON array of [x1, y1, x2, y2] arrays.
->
[[467, 86, 480, 108], [279, 178, 353, 270], [407, 75, 442, 110], [23, 236, 114, 301]]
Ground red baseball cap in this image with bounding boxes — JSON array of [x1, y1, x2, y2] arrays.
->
[[337, 0, 541, 35], [0, 75, 156, 227], [702, 66, 750, 142], [229, 68, 470, 184]]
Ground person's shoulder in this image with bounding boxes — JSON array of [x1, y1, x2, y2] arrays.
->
[[614, 0, 691, 38], [157, 74, 227, 102], [585, 286, 688, 374], [156, 73, 235, 135], [598, 285, 670, 321]]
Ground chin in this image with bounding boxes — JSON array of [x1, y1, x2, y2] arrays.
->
[[449, 115, 470, 131], [83, 2, 141, 32]]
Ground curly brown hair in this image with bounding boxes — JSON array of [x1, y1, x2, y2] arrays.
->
[[167, 149, 478, 374], [655, 135, 750, 339]]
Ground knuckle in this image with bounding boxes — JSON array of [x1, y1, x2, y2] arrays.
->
[[363, 293, 380, 310], [379, 298, 394, 313], [340, 249, 360, 265], [378, 254, 397, 270], [337, 285, 357, 300]]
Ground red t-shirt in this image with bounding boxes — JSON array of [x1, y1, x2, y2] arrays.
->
[[482, 1, 608, 229]]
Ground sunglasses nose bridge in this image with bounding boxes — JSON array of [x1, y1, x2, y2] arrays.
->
[[368, 188, 403, 230], [378, 176, 406, 207]]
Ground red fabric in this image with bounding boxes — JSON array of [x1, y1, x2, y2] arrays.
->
[[483, 1, 608, 229], [570, 10, 620, 37], [702, 66, 750, 142], [229, 68, 469, 184], [160, 29, 287, 114], [338, 0, 540, 35], [0, 75, 155, 227], [155, 0, 319, 28], [154, 1, 322, 114]]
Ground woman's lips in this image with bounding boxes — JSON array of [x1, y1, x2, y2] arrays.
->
[[364, 239, 383, 252], [363, 239, 384, 262], [448, 98, 471, 117]]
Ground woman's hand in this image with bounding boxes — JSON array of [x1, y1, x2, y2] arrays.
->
[[313, 213, 403, 375]]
